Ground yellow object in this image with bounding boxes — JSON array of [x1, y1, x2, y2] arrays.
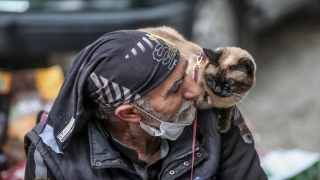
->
[[8, 114, 36, 142], [35, 65, 64, 102], [0, 71, 12, 94]]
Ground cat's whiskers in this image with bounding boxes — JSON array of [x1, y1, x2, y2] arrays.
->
[[231, 93, 260, 110], [231, 94, 254, 112], [231, 94, 253, 118]]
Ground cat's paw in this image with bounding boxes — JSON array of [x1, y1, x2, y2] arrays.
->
[[216, 116, 231, 133], [216, 125, 230, 133], [196, 124, 205, 146]]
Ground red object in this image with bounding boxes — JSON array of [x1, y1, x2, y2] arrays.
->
[[190, 54, 204, 180], [0, 160, 26, 180]]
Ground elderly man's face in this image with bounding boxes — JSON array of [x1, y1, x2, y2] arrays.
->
[[142, 56, 201, 125]]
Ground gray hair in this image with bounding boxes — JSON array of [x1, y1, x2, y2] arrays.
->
[[95, 97, 149, 121], [95, 105, 119, 121]]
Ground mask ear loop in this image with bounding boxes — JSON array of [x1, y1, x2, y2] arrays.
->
[[130, 103, 164, 123]]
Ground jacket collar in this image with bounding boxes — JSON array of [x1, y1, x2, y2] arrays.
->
[[159, 126, 208, 179], [88, 118, 208, 178], [88, 119, 124, 168]]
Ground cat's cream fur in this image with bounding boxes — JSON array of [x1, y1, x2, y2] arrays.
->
[[139, 26, 202, 58], [194, 47, 256, 109], [138, 26, 256, 133]]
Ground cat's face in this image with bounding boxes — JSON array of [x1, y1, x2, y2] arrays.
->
[[200, 47, 256, 108]]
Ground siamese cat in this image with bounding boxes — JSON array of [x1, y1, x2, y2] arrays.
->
[[138, 26, 256, 133]]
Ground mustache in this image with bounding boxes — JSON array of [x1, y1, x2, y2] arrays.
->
[[173, 100, 196, 124], [176, 100, 193, 114]]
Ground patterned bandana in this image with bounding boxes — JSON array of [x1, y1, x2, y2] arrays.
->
[[46, 30, 180, 152]]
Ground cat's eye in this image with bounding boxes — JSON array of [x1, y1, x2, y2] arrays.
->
[[229, 66, 237, 70], [227, 80, 235, 85]]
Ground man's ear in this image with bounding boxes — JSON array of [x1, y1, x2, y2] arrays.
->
[[115, 104, 141, 122]]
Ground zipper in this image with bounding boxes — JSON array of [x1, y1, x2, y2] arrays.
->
[[175, 146, 199, 160], [93, 164, 135, 173]]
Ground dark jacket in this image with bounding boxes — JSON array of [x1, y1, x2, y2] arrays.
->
[[24, 107, 267, 180]]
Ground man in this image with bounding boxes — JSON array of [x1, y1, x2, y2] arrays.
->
[[24, 30, 267, 180]]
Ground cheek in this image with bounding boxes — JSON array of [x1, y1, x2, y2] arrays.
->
[[150, 97, 182, 115], [163, 97, 183, 115], [229, 86, 237, 91]]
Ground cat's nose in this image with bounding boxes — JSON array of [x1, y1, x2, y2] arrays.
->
[[214, 87, 222, 94]]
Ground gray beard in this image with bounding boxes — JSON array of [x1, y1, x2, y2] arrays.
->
[[134, 97, 196, 125]]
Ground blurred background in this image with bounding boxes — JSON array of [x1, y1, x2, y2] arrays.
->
[[0, 0, 319, 179]]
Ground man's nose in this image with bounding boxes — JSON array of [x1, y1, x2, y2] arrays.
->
[[182, 76, 202, 99]]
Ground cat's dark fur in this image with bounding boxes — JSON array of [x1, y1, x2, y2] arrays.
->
[[197, 47, 256, 132], [138, 26, 256, 133]]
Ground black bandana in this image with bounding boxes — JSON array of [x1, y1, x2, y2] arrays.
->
[[46, 30, 180, 152]]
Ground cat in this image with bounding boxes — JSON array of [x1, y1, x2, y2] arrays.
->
[[190, 47, 256, 133], [138, 26, 256, 133]]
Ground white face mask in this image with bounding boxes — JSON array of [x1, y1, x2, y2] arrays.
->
[[131, 104, 193, 141]]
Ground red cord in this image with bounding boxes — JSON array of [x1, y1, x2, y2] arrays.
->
[[190, 65, 199, 180], [190, 102, 197, 180]]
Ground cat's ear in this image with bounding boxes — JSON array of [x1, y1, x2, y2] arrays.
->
[[203, 48, 221, 66], [238, 58, 255, 74]]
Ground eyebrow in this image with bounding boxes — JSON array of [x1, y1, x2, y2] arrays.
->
[[184, 58, 189, 71], [165, 59, 188, 97], [165, 75, 185, 97]]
